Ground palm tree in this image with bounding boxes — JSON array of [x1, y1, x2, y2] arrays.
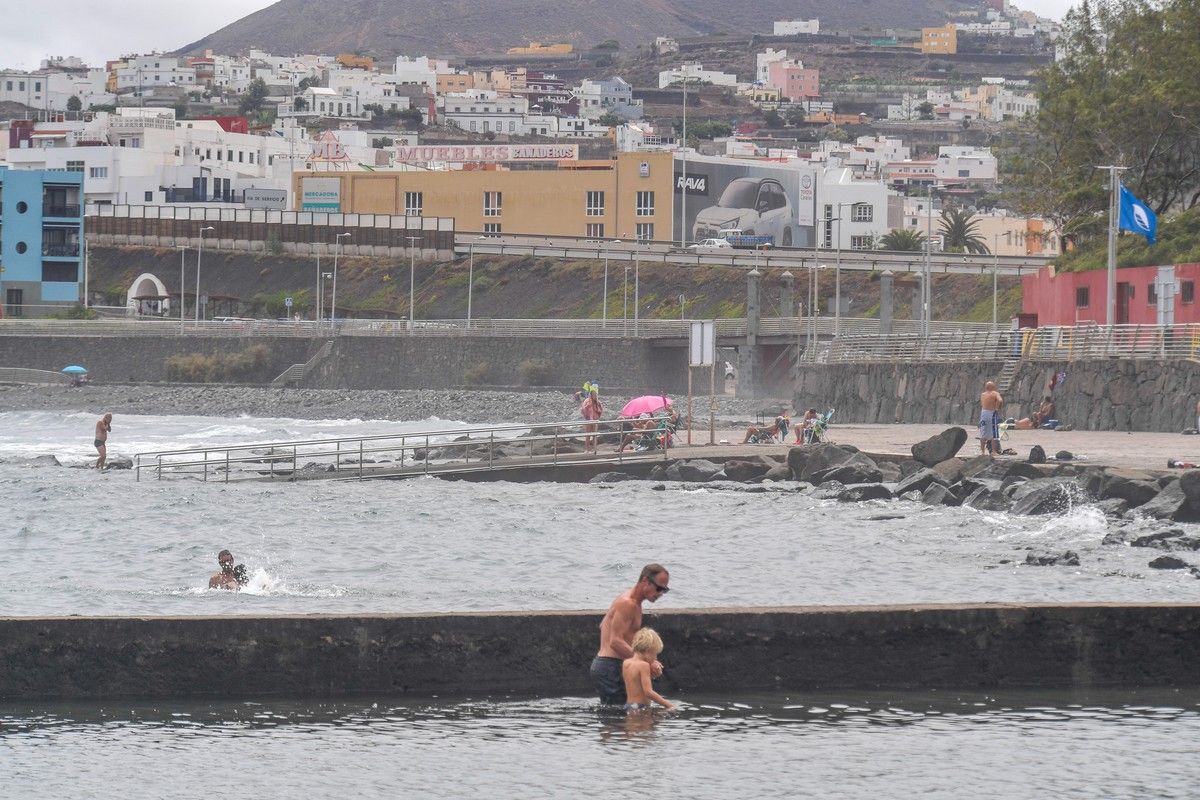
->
[[939, 208, 990, 254], [878, 229, 926, 251]]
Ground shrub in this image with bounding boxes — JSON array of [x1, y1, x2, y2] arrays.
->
[[517, 358, 555, 386], [166, 344, 272, 383], [462, 361, 489, 386]]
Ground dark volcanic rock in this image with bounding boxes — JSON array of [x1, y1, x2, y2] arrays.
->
[[1006, 462, 1047, 481], [1178, 470, 1200, 510], [964, 487, 1013, 512], [665, 459, 722, 482], [1100, 477, 1160, 508], [649, 464, 667, 481], [723, 459, 773, 482], [811, 462, 883, 485], [894, 468, 948, 496], [1028, 445, 1047, 464], [1010, 480, 1090, 515], [911, 427, 968, 467], [1094, 498, 1131, 518], [877, 461, 902, 482], [1149, 555, 1190, 570], [836, 484, 893, 502], [921, 482, 960, 506], [898, 489, 924, 502], [589, 471, 636, 483], [931, 458, 966, 484], [898, 459, 925, 479], [762, 465, 792, 482], [1138, 481, 1200, 522], [796, 443, 861, 482], [1026, 550, 1080, 566]]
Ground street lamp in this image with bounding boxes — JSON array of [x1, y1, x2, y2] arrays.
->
[[406, 235, 421, 331], [331, 232, 351, 325], [679, 293, 686, 321], [623, 263, 630, 337], [924, 184, 934, 336], [634, 237, 642, 336], [195, 225, 214, 324], [603, 239, 621, 328], [177, 245, 187, 333], [992, 230, 1012, 328]]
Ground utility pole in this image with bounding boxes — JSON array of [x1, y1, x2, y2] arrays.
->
[[1096, 164, 1127, 326], [680, 77, 688, 247], [924, 184, 933, 336]]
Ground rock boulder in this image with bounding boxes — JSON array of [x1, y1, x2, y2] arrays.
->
[[911, 427, 968, 467]]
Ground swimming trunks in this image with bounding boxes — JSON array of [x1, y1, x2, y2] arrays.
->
[[624, 703, 650, 711], [978, 410, 999, 441], [94, 439, 105, 449], [589, 656, 626, 705]]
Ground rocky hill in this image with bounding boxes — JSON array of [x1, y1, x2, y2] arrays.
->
[[180, 0, 983, 59]]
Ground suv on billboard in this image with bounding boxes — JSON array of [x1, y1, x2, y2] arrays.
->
[[692, 177, 794, 247]]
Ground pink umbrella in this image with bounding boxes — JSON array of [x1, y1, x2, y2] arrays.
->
[[620, 394, 673, 418]]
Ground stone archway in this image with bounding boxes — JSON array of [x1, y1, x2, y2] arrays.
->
[[127, 272, 169, 317]]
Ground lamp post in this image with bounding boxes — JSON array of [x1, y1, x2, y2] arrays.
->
[[680, 77, 690, 248], [634, 237, 642, 336], [320, 271, 331, 323], [331, 232, 351, 326], [406, 235, 421, 331], [195, 225, 213, 325], [924, 184, 933, 336], [835, 203, 846, 337], [623, 262, 630, 337], [314, 252, 321, 322], [177, 245, 186, 334], [679, 293, 686, 320], [603, 239, 620, 328]]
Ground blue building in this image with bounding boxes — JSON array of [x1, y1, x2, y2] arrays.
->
[[0, 166, 85, 317]]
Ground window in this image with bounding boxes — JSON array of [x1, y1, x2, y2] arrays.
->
[[483, 222, 501, 234], [483, 120, 490, 132], [227, 150, 233, 162], [238, 152, 244, 163], [636, 222, 654, 241], [66, 160, 84, 173], [823, 220, 833, 248], [508, 121, 516, 132], [4, 81, 10, 91], [1184, 281, 1195, 304], [586, 190, 605, 216], [404, 191, 423, 217], [1075, 286, 1090, 309], [635, 191, 654, 216], [958, 169, 970, 177], [469, 120, 477, 131], [586, 223, 604, 238], [144, 191, 153, 202], [483, 191, 502, 217], [42, 262, 78, 282], [850, 235, 874, 250], [89, 166, 108, 178], [1147, 283, 1157, 305], [851, 203, 873, 222]]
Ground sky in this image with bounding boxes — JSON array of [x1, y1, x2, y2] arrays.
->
[[1, 0, 1080, 72]]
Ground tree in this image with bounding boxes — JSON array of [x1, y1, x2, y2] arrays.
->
[[595, 39, 620, 50], [398, 106, 424, 128], [785, 106, 806, 126], [939, 207, 990, 254], [878, 229, 926, 251], [66, 95, 82, 112], [293, 96, 307, 111], [917, 101, 934, 120], [172, 97, 189, 120], [597, 111, 622, 127], [297, 76, 321, 91], [763, 110, 783, 128], [238, 78, 268, 115]]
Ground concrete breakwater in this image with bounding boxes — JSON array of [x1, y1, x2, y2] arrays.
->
[[795, 359, 1200, 432], [3, 604, 1200, 701]]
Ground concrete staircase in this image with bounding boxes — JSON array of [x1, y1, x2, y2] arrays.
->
[[997, 358, 1021, 394], [271, 340, 334, 387]]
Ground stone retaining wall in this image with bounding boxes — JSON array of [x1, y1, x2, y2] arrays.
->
[[3, 604, 1199, 701], [795, 360, 1200, 432]]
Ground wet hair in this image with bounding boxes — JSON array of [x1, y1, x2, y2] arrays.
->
[[233, 564, 249, 585], [638, 563, 667, 583], [631, 627, 664, 656], [218, 549, 233, 562]]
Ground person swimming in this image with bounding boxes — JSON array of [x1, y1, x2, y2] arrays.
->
[[209, 550, 244, 591]]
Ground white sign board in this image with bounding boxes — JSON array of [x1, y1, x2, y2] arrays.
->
[[394, 144, 577, 163], [797, 167, 817, 227], [285, 297, 293, 308], [689, 320, 716, 366], [300, 177, 341, 211], [244, 188, 287, 210]]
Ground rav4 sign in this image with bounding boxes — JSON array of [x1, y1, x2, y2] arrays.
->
[[674, 173, 708, 195]]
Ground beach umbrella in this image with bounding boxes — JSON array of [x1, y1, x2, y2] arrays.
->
[[620, 394, 672, 418], [61, 365, 88, 375]]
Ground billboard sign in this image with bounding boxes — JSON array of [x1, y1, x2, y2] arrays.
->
[[300, 177, 341, 211], [243, 187, 287, 210], [394, 144, 577, 163], [673, 155, 818, 247]]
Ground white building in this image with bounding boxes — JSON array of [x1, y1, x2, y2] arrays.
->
[[114, 56, 197, 95], [756, 49, 789, 84], [439, 90, 527, 134], [653, 37, 680, 55], [615, 122, 674, 152], [392, 56, 446, 92], [658, 64, 738, 89], [324, 68, 415, 113], [814, 135, 911, 179], [284, 86, 369, 120], [935, 145, 997, 183], [573, 77, 643, 120], [773, 19, 820, 35], [816, 167, 896, 251]]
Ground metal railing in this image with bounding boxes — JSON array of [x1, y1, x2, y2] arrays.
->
[[134, 418, 672, 483], [42, 243, 81, 257], [0, 367, 72, 384], [819, 324, 1200, 364], [0, 315, 994, 340], [44, 204, 81, 218]]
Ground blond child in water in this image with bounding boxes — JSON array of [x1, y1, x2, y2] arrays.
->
[[621, 627, 675, 711]]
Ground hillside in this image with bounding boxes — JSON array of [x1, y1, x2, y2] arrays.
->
[[179, 0, 982, 59]]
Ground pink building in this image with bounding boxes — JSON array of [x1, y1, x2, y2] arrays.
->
[[1021, 263, 1200, 326], [766, 61, 820, 101]]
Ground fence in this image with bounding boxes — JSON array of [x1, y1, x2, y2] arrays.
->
[[820, 324, 1200, 363], [0, 367, 71, 384]]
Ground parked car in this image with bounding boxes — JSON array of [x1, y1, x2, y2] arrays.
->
[[692, 177, 794, 247], [687, 238, 733, 250]]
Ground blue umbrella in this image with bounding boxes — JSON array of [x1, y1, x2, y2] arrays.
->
[[61, 365, 88, 375]]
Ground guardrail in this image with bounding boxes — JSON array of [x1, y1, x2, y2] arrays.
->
[[0, 367, 71, 384], [0, 316, 995, 340], [819, 324, 1200, 363], [134, 418, 673, 482]]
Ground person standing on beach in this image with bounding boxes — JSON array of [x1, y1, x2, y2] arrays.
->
[[581, 388, 603, 454], [590, 563, 669, 705], [979, 382, 1003, 456], [94, 413, 112, 470]]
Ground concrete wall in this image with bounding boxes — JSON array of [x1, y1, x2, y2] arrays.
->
[[796, 359, 1200, 431], [308, 335, 689, 392], [3, 604, 1199, 701]]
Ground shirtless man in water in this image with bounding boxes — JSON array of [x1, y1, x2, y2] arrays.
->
[[590, 563, 669, 705], [94, 413, 112, 470], [979, 381, 1003, 456], [209, 550, 243, 590]]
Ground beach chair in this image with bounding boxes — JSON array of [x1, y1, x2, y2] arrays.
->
[[634, 413, 677, 451]]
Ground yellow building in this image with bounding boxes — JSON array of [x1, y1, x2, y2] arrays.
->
[[506, 42, 574, 56], [920, 24, 958, 54], [436, 72, 475, 93], [292, 151, 672, 240], [336, 54, 376, 71]]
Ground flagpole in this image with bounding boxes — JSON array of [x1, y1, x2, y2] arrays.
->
[[1096, 164, 1126, 326]]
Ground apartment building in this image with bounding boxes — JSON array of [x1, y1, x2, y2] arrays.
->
[[114, 56, 198, 95], [0, 166, 84, 316], [439, 91, 528, 135], [765, 59, 820, 101], [773, 19, 820, 35], [574, 78, 643, 121], [921, 24, 958, 55], [658, 64, 738, 89]]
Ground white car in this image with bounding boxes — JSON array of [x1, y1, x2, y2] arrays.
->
[[687, 238, 733, 250]]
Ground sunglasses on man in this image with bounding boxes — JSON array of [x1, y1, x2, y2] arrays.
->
[[649, 578, 669, 594]]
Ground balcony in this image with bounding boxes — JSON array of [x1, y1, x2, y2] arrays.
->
[[44, 204, 81, 218], [43, 242, 80, 258]]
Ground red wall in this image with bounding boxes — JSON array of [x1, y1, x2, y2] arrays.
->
[[1022, 263, 1200, 325]]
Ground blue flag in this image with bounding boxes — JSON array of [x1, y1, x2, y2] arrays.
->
[[1119, 184, 1157, 245]]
